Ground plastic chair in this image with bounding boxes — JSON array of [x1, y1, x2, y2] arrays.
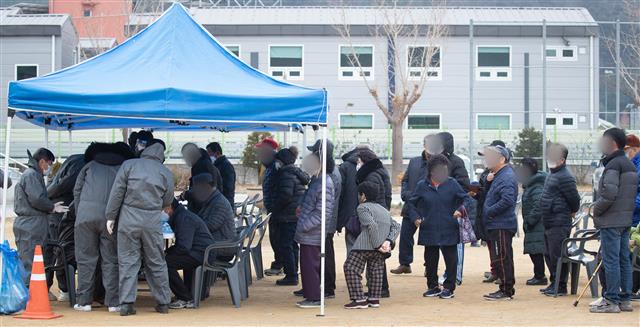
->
[[240, 216, 263, 290], [553, 229, 600, 298], [242, 194, 260, 226], [44, 242, 76, 307], [250, 213, 271, 280]]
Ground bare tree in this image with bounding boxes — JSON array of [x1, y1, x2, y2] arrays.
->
[[335, 1, 448, 181]]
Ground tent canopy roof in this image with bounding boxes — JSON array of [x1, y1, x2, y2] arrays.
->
[[8, 3, 327, 131]]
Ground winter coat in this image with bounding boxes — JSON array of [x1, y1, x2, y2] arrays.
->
[[197, 189, 236, 245], [337, 149, 359, 231], [167, 204, 215, 263], [185, 149, 223, 212], [352, 202, 401, 251], [74, 143, 133, 224], [47, 154, 86, 205], [539, 164, 581, 229], [356, 159, 392, 210], [213, 155, 236, 206], [631, 153, 640, 227], [594, 150, 638, 229], [295, 175, 334, 246], [14, 156, 54, 218], [438, 132, 470, 190], [406, 177, 468, 246], [521, 171, 547, 254], [473, 168, 492, 241], [483, 165, 518, 233], [272, 150, 309, 223], [0, 169, 11, 189], [400, 152, 429, 217], [327, 167, 342, 234], [105, 143, 175, 224], [262, 159, 278, 214]]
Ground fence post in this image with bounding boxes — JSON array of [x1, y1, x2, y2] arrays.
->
[[542, 19, 548, 171], [615, 19, 621, 127], [468, 19, 474, 175]]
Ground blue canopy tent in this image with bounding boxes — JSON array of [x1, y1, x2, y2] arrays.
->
[[2, 4, 330, 314]]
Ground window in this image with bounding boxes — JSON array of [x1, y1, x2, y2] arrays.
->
[[407, 46, 441, 81], [544, 113, 577, 129], [545, 46, 577, 61], [83, 9, 92, 17], [476, 46, 511, 81], [407, 114, 441, 129], [477, 114, 511, 130], [15, 65, 38, 80], [339, 45, 374, 80], [339, 114, 374, 129], [269, 45, 303, 80], [225, 45, 240, 57]]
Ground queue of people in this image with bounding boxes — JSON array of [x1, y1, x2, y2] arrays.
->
[[9, 127, 640, 315]]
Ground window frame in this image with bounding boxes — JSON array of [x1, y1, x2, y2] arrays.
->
[[475, 45, 512, 81], [338, 44, 375, 81], [544, 45, 578, 62], [83, 9, 92, 17], [338, 113, 375, 130], [14, 64, 39, 81], [225, 44, 241, 57], [268, 44, 304, 81], [543, 113, 578, 129], [405, 113, 442, 130], [476, 113, 512, 130], [406, 45, 442, 81]]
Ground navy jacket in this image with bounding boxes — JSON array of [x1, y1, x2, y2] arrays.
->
[[406, 177, 468, 246], [482, 165, 518, 232], [168, 205, 215, 263], [400, 152, 429, 217], [356, 159, 392, 210], [214, 155, 236, 206], [262, 160, 278, 214], [337, 149, 358, 231], [539, 164, 581, 229]]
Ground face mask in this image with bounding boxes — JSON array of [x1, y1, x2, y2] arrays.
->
[[159, 211, 169, 222], [547, 160, 558, 169], [43, 165, 52, 176], [210, 155, 217, 162], [426, 149, 441, 156]]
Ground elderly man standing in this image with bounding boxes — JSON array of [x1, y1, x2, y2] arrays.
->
[[591, 128, 637, 313], [256, 138, 283, 276], [481, 145, 518, 301], [106, 140, 175, 316]]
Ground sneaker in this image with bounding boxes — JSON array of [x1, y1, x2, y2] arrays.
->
[[276, 277, 299, 286], [48, 291, 57, 301], [494, 278, 502, 285], [73, 304, 91, 312], [367, 299, 380, 308], [423, 287, 442, 297], [390, 264, 412, 274], [120, 303, 136, 316], [484, 271, 493, 279], [264, 267, 284, 276], [470, 241, 481, 247], [590, 297, 606, 307], [108, 306, 120, 313], [343, 300, 368, 309], [589, 299, 621, 313], [483, 275, 498, 283], [296, 299, 321, 308], [631, 292, 640, 302], [169, 299, 195, 309], [484, 290, 513, 301], [539, 285, 554, 293], [439, 289, 454, 299], [161, 221, 174, 239], [526, 277, 548, 286], [324, 291, 335, 299], [619, 301, 633, 312], [293, 289, 304, 297], [57, 291, 69, 302], [155, 303, 169, 314], [544, 287, 568, 297]]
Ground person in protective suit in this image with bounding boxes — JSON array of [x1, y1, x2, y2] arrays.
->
[[14, 148, 69, 286], [105, 140, 174, 316], [46, 152, 86, 300], [73, 142, 134, 313], [180, 143, 223, 213]]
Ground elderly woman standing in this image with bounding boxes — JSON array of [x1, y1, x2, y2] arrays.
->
[[295, 151, 334, 309], [519, 157, 548, 286]]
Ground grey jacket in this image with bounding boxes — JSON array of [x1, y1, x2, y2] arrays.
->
[[105, 143, 175, 222], [295, 175, 334, 246], [327, 168, 342, 234], [352, 202, 401, 251], [14, 157, 54, 217], [594, 150, 638, 229]]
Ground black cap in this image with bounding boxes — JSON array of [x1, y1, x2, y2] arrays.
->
[[307, 139, 334, 156]]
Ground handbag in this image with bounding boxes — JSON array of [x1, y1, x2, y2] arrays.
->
[[458, 206, 477, 244]]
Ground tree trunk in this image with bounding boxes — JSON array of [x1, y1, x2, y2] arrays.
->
[[390, 120, 404, 186]]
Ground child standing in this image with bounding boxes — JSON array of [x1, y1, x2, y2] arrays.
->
[[343, 181, 400, 309]]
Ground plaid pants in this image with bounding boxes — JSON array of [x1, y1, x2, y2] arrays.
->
[[344, 250, 386, 301]]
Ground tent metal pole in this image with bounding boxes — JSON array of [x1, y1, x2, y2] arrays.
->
[[45, 127, 49, 150], [1, 116, 13, 244], [318, 125, 327, 317], [68, 131, 73, 155], [302, 126, 308, 158], [542, 19, 548, 171]]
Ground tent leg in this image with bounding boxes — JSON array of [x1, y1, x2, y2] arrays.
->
[[318, 125, 327, 317], [68, 131, 73, 155], [0, 116, 13, 286], [302, 126, 308, 158], [44, 127, 49, 149]]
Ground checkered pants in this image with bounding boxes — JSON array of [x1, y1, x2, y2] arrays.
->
[[344, 250, 386, 301]]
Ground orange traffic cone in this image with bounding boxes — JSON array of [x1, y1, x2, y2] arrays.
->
[[15, 245, 62, 320]]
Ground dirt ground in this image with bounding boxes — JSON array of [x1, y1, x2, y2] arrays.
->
[[1, 216, 638, 327]]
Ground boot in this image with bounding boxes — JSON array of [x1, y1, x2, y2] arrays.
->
[[119, 303, 136, 316]]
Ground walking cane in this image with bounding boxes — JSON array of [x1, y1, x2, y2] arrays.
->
[[573, 260, 603, 307]]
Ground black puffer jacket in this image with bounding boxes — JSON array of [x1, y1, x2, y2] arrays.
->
[[473, 168, 492, 241], [48, 154, 86, 205], [400, 151, 429, 217], [438, 132, 470, 190], [539, 164, 581, 229], [185, 149, 223, 212], [272, 149, 309, 223], [337, 149, 359, 231], [356, 159, 392, 210], [594, 150, 638, 229]]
